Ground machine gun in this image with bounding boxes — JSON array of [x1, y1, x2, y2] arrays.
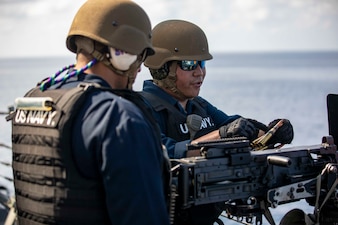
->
[[170, 136, 338, 225]]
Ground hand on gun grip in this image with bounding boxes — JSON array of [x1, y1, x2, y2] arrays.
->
[[219, 117, 259, 141], [266, 119, 294, 145]]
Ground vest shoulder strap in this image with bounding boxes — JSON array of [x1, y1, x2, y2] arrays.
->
[[140, 91, 181, 113]]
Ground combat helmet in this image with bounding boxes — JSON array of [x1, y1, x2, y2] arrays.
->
[[66, 0, 154, 88], [145, 20, 212, 95], [144, 19, 212, 70]]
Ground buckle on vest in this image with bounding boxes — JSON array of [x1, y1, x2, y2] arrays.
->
[[77, 82, 101, 91]]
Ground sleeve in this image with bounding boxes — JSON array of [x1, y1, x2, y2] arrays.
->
[[161, 132, 190, 159], [74, 93, 170, 225]]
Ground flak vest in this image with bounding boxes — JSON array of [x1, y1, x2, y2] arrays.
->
[[141, 92, 224, 225], [141, 92, 217, 141], [9, 83, 170, 225]]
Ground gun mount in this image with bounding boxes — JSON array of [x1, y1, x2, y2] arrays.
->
[[171, 136, 338, 225]]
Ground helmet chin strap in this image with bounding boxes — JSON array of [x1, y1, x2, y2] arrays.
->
[[154, 61, 187, 100], [124, 59, 142, 90], [75, 36, 143, 90]]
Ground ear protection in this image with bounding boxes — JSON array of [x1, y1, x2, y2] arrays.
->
[[108, 48, 137, 71]]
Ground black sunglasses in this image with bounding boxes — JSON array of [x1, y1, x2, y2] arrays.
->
[[178, 60, 206, 71]]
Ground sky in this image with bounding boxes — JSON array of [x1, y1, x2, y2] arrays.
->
[[0, 0, 337, 58]]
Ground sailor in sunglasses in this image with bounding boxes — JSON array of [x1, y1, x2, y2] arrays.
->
[[141, 19, 294, 225]]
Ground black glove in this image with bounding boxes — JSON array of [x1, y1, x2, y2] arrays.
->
[[219, 117, 260, 141], [266, 119, 294, 145]]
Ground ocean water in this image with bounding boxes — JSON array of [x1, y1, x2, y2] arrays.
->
[[0, 51, 338, 224]]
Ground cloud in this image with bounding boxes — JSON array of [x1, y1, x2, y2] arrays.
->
[[228, 0, 270, 30], [206, 0, 338, 52], [0, 0, 337, 58], [0, 0, 85, 57]]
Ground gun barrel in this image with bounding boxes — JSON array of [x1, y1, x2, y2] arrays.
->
[[267, 155, 292, 167]]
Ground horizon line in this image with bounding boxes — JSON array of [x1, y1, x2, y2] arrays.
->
[[1, 49, 338, 60]]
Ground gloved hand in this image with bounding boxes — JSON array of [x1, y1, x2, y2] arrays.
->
[[219, 117, 261, 141], [266, 119, 294, 145]]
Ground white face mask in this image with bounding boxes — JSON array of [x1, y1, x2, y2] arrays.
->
[[109, 47, 137, 71]]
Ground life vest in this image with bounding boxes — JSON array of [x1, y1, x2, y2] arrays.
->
[[9, 83, 170, 224], [141, 92, 216, 141]]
